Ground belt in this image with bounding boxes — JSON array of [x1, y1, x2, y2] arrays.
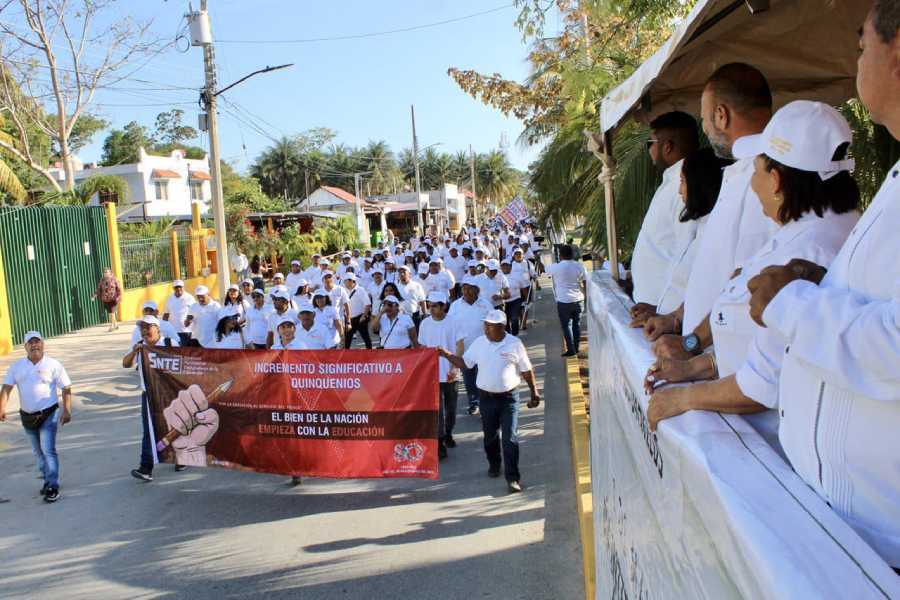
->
[[477, 389, 516, 398]]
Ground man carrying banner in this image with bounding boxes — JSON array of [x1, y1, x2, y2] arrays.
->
[[440, 310, 541, 493], [0, 331, 72, 503], [418, 291, 459, 459], [123, 315, 181, 482]]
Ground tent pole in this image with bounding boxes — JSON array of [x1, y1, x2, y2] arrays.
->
[[601, 131, 620, 281]]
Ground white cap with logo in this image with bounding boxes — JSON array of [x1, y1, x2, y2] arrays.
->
[[426, 291, 448, 304], [483, 309, 507, 325], [22, 330, 43, 344], [173, 279, 185, 288], [195, 285, 209, 296], [141, 300, 159, 311], [139, 315, 161, 327]]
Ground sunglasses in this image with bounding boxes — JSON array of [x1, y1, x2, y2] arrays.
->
[[646, 138, 660, 149]]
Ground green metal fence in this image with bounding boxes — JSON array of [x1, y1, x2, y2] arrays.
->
[[119, 236, 177, 289], [0, 205, 112, 343]]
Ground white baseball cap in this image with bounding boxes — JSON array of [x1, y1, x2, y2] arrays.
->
[[273, 272, 285, 280], [501, 258, 513, 265], [241, 279, 254, 286], [141, 300, 158, 311], [321, 270, 335, 278], [195, 285, 209, 296], [139, 315, 161, 327], [398, 265, 411, 272], [483, 309, 507, 325], [295, 278, 309, 287], [417, 263, 430, 274], [429, 256, 443, 264], [297, 300, 315, 313], [732, 100, 854, 180], [343, 273, 357, 282], [382, 295, 400, 305], [426, 291, 448, 304], [173, 279, 185, 288], [467, 260, 479, 269], [217, 305, 239, 320], [319, 258, 331, 265], [270, 288, 290, 300], [313, 289, 328, 298], [291, 259, 301, 266], [486, 259, 500, 270], [513, 247, 524, 254], [228, 283, 240, 292], [22, 330, 43, 344], [276, 315, 296, 329], [372, 268, 384, 276]]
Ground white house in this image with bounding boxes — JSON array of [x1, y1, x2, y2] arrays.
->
[[48, 147, 211, 222], [298, 186, 370, 243]]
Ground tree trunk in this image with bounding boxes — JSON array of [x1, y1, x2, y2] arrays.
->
[[0, 139, 62, 193]]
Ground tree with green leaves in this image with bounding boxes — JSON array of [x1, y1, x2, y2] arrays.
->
[[152, 109, 197, 147], [100, 122, 152, 166]]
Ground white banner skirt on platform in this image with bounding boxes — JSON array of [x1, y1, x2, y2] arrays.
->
[[587, 271, 900, 599]]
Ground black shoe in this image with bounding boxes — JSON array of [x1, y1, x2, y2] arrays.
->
[[438, 444, 448, 460], [561, 350, 576, 357], [508, 481, 523, 493], [43, 487, 60, 503], [130, 468, 153, 482], [174, 464, 187, 472], [467, 406, 479, 415], [40, 482, 50, 496], [289, 476, 302, 486], [444, 434, 456, 448], [488, 466, 501, 478]]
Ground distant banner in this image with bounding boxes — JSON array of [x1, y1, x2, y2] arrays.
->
[[497, 197, 530, 227], [139, 346, 440, 479]]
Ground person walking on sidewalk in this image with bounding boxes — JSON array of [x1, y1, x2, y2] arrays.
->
[[93, 267, 122, 332], [0, 331, 73, 503], [440, 310, 541, 493], [545, 244, 587, 357]]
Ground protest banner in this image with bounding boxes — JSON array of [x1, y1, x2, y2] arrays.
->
[[139, 346, 440, 479]]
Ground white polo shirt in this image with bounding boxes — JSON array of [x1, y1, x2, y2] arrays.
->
[[396, 279, 426, 316], [417, 315, 457, 382], [267, 309, 298, 336], [682, 154, 777, 334], [463, 333, 532, 393], [285, 271, 306, 294], [630, 160, 698, 304], [479, 273, 509, 307], [764, 162, 900, 565], [188, 301, 222, 347], [423, 270, 455, 296], [546, 260, 586, 303], [378, 313, 415, 349], [314, 306, 341, 347], [3, 356, 71, 413], [504, 269, 529, 301], [325, 285, 350, 315], [445, 255, 467, 282], [244, 304, 273, 345], [449, 297, 492, 350], [294, 322, 330, 349], [656, 216, 709, 314], [164, 292, 195, 333], [345, 285, 372, 319]]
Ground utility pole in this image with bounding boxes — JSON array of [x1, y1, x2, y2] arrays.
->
[[353, 172, 367, 245], [410, 105, 424, 235], [198, 0, 230, 299], [469, 144, 479, 227]]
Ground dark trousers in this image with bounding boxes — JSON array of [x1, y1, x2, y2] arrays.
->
[[140, 392, 154, 472], [556, 301, 582, 354], [412, 311, 423, 331], [461, 365, 479, 409], [479, 389, 521, 482], [177, 332, 192, 347], [505, 298, 523, 335], [438, 381, 459, 439], [345, 315, 372, 349]]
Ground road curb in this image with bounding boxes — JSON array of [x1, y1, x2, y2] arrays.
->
[[566, 353, 595, 600]]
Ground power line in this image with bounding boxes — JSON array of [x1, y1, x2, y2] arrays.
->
[[217, 3, 514, 44]]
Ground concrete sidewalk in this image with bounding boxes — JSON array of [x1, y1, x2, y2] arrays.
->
[[0, 276, 584, 600]]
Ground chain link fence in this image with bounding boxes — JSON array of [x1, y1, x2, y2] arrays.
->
[[120, 236, 180, 289]]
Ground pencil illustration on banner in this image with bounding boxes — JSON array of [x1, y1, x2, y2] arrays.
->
[[156, 379, 232, 456]]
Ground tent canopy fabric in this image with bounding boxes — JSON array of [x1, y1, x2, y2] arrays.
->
[[600, 0, 870, 133]]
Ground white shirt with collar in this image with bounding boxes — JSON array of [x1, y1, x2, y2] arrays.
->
[[131, 319, 179, 345], [445, 255, 467, 282], [417, 315, 457, 382], [272, 337, 311, 350], [188, 301, 222, 347], [294, 322, 330, 349], [463, 333, 532, 393], [708, 209, 858, 398], [449, 297, 492, 350], [325, 285, 350, 315], [267, 309, 298, 336], [763, 161, 900, 566], [245, 304, 274, 345], [285, 271, 306, 294], [345, 285, 371, 319], [479, 273, 509, 307], [3, 356, 71, 413], [314, 306, 341, 347], [396, 279, 426, 316], [656, 215, 709, 314], [631, 159, 699, 304], [164, 292, 195, 333], [378, 313, 415, 349], [546, 260, 587, 303], [423, 270, 455, 296], [682, 154, 778, 334], [504, 269, 529, 300]]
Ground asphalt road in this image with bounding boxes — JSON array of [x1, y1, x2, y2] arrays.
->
[[0, 276, 583, 600]]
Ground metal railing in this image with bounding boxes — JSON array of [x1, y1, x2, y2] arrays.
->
[[119, 236, 177, 289]]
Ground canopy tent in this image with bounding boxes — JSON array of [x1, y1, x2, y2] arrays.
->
[[600, 0, 869, 133], [593, 0, 871, 278]]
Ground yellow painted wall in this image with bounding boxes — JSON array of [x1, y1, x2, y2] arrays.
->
[[0, 244, 14, 355], [119, 273, 221, 321]]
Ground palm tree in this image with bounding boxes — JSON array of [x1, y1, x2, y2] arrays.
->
[[0, 115, 29, 204], [251, 136, 303, 201], [477, 149, 519, 207], [359, 140, 402, 195], [452, 150, 470, 187]]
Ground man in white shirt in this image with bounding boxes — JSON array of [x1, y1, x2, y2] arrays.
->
[[396, 265, 427, 327], [449, 282, 493, 414], [0, 331, 72, 503], [643, 63, 776, 361], [343, 274, 373, 349], [746, 7, 900, 569], [501, 259, 528, 335], [294, 302, 330, 349], [418, 291, 460, 458], [630, 111, 700, 308], [480, 259, 510, 309], [445, 247, 467, 297], [303, 254, 322, 286], [244, 289, 274, 349], [321, 271, 351, 326], [545, 245, 587, 357], [162, 280, 195, 347], [441, 310, 541, 493], [184, 286, 221, 348], [423, 257, 456, 299], [285, 260, 306, 294], [131, 300, 179, 345], [266, 289, 298, 349]]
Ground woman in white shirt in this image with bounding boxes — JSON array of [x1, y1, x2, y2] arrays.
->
[[222, 284, 249, 321], [210, 306, 245, 349], [312, 289, 342, 348], [271, 316, 310, 350], [244, 289, 273, 349], [292, 279, 311, 306], [645, 101, 861, 429], [372, 295, 417, 349]]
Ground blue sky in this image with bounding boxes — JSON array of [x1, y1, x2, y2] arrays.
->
[[72, 1, 546, 173]]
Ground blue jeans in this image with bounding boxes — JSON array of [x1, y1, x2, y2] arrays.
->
[[556, 301, 582, 354], [478, 389, 520, 482], [23, 405, 60, 488], [140, 392, 154, 472], [461, 365, 479, 409]]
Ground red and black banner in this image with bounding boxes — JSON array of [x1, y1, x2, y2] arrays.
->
[[139, 346, 439, 479]]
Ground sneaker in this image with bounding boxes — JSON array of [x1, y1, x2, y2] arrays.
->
[[43, 487, 60, 503], [467, 406, 479, 415], [488, 465, 501, 478], [561, 350, 577, 357], [40, 482, 50, 496], [438, 444, 448, 460], [508, 481, 523, 493], [130, 468, 153, 482], [444, 434, 457, 448], [174, 464, 187, 472], [289, 476, 302, 486]]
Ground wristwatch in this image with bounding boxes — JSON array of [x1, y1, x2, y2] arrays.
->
[[681, 333, 703, 356]]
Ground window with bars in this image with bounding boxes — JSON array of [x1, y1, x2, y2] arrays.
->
[[154, 180, 169, 201]]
